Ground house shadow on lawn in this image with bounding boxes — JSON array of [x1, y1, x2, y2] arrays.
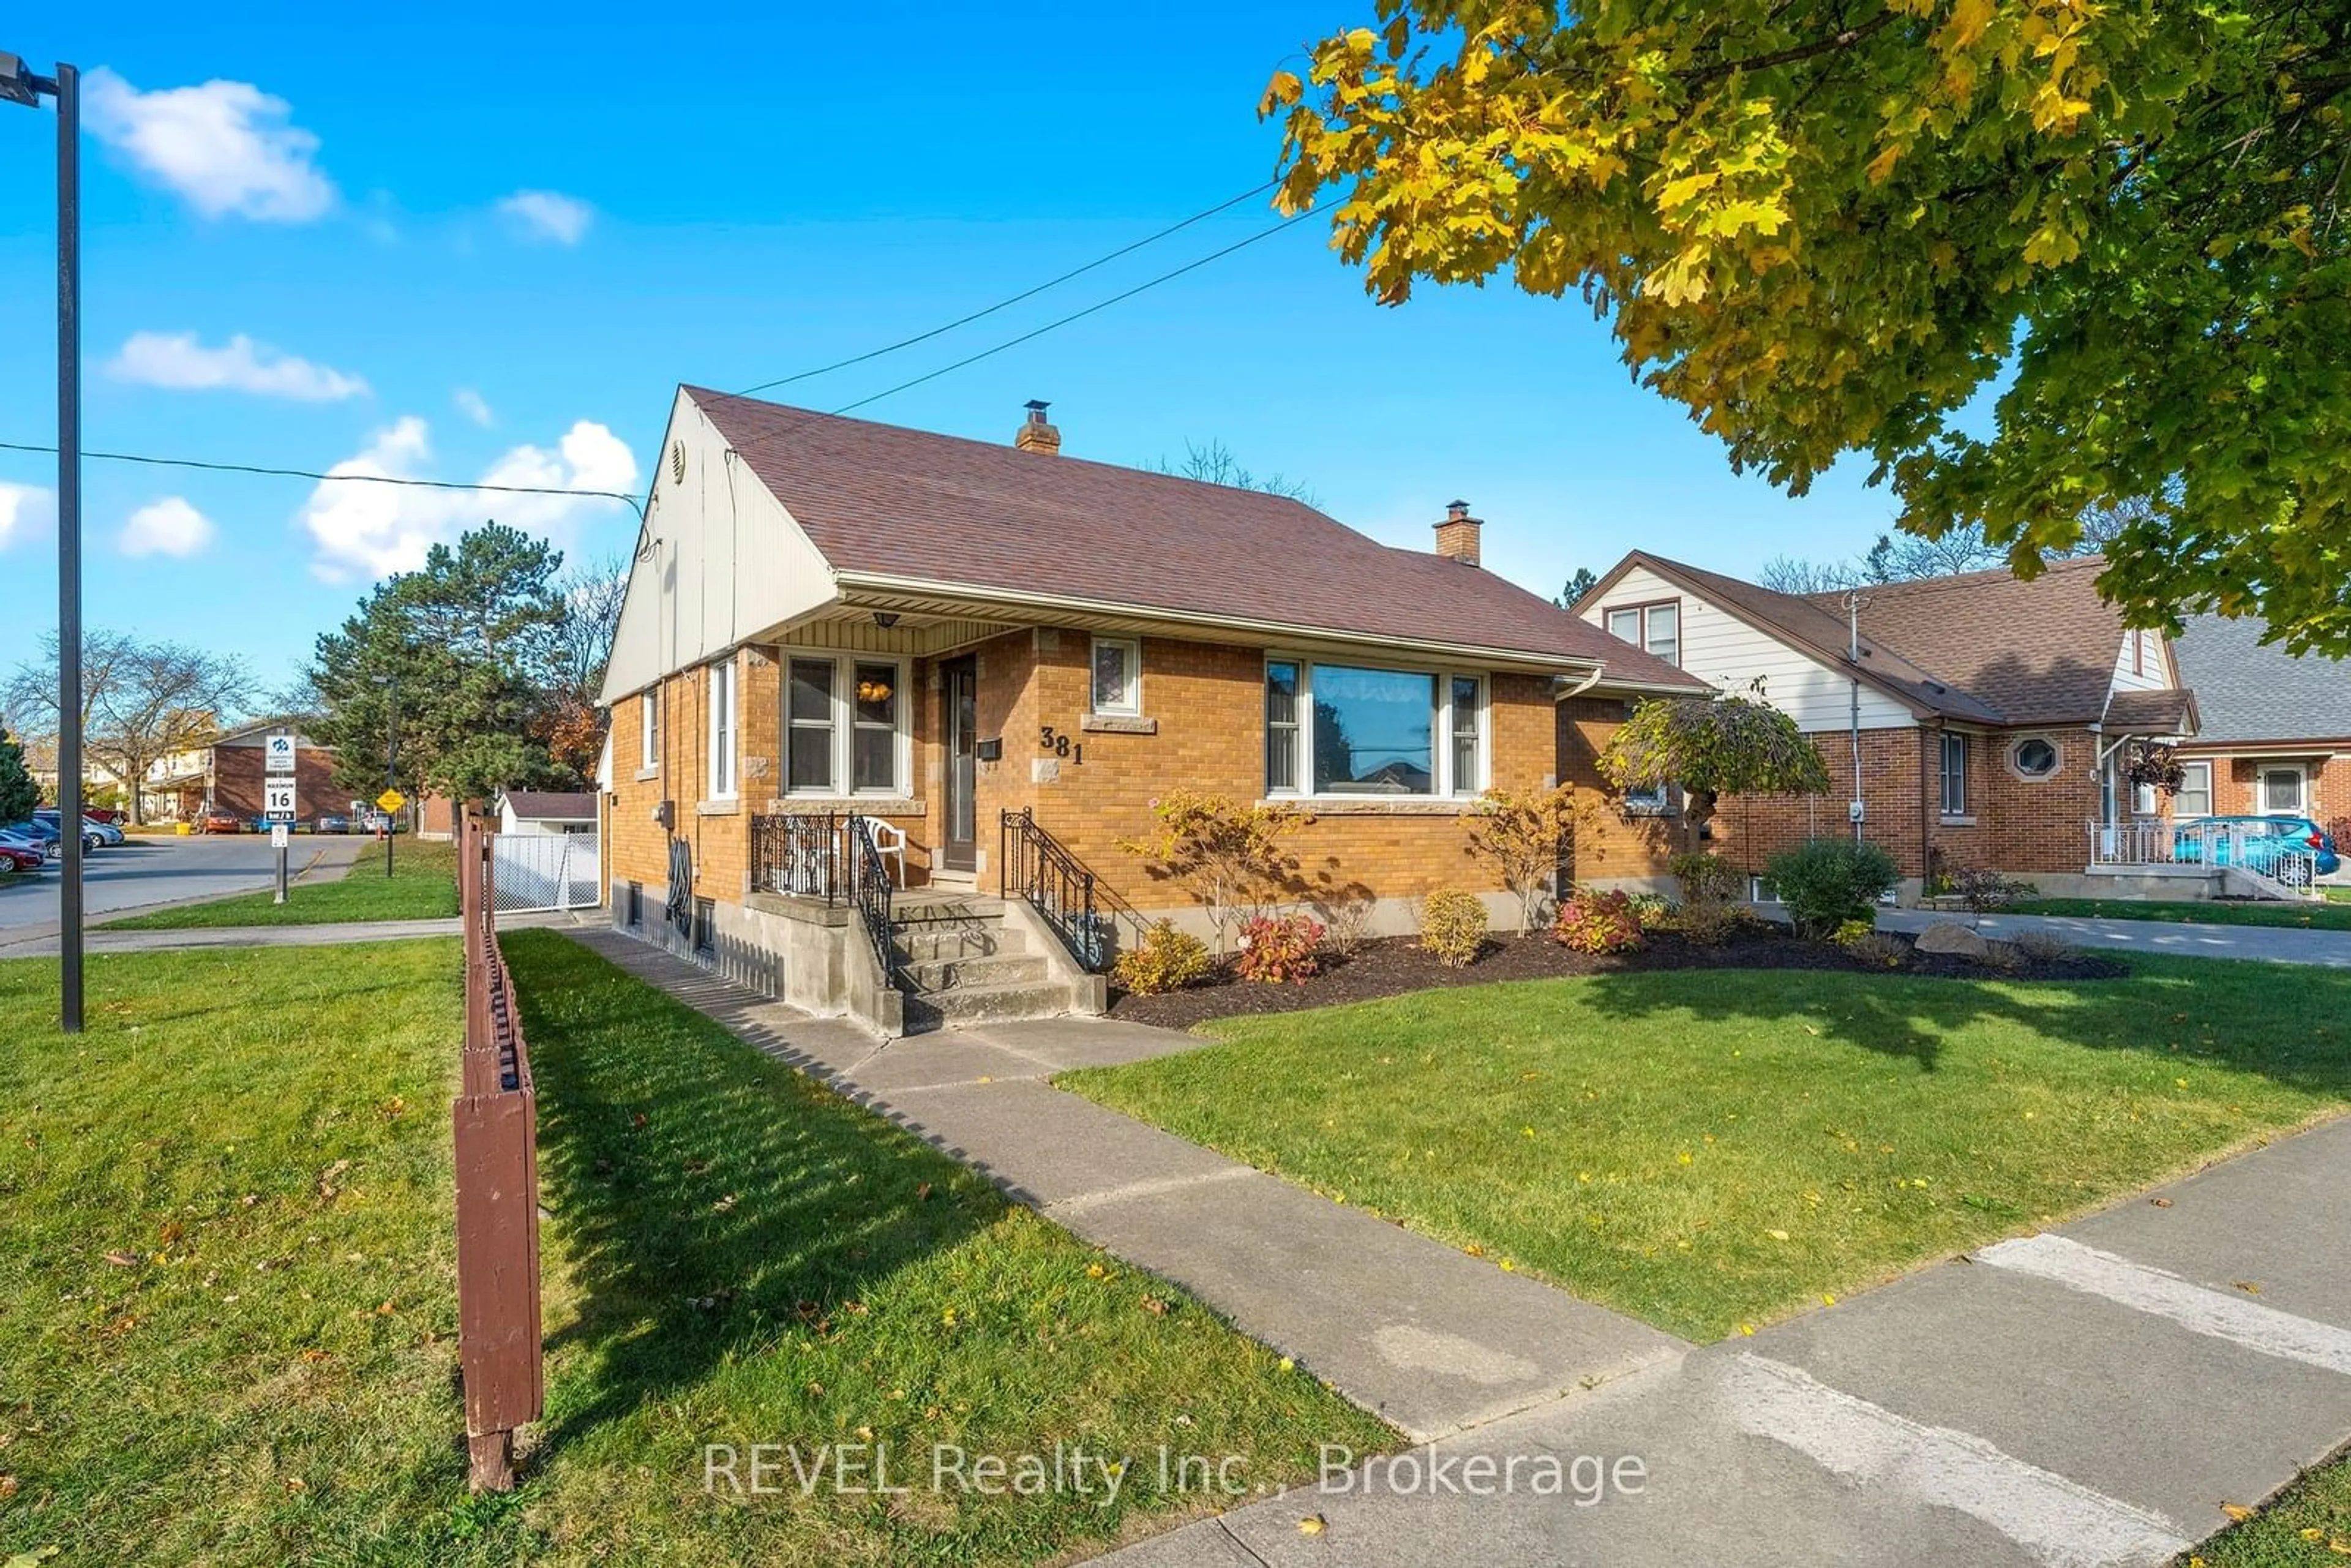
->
[[1570, 955, 2351, 1091], [497, 931, 996, 1466]]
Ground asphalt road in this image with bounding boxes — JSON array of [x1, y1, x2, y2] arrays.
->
[[0, 833, 369, 940]]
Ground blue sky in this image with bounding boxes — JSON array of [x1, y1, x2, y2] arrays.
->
[[0, 2, 1902, 703]]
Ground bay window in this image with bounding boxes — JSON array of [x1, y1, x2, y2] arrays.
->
[[1263, 658, 1486, 798], [786, 654, 909, 797]]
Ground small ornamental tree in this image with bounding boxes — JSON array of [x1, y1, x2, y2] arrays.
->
[[1599, 693, 1832, 849], [1119, 790, 1310, 955], [0, 726, 37, 827], [1466, 782, 1588, 934]]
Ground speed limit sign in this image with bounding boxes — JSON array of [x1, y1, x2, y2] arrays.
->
[[264, 780, 298, 822]]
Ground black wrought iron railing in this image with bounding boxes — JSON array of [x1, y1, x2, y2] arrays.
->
[[751, 811, 900, 984], [751, 811, 844, 901], [999, 808, 1114, 970], [844, 815, 898, 983]]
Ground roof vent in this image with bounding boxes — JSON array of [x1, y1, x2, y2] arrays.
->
[[1014, 399, 1061, 456], [1434, 500, 1482, 567]]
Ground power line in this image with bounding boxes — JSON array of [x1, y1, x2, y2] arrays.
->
[[826, 209, 1314, 417], [0, 439, 647, 518], [724, 179, 1278, 400], [0, 190, 1314, 509]]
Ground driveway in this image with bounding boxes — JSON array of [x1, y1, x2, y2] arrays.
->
[[0, 833, 370, 949], [1875, 906, 2351, 968]]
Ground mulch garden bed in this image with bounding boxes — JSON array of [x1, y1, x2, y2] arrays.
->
[[1106, 923, 2130, 1030]]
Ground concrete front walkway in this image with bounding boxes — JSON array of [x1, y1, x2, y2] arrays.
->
[[566, 927, 1681, 1442], [1877, 905, 2351, 967]]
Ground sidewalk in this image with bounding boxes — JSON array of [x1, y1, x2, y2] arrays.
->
[[0, 907, 588, 958], [566, 926, 1681, 1442], [1876, 905, 2351, 967], [568, 925, 2351, 1568], [1117, 1113, 2351, 1568]]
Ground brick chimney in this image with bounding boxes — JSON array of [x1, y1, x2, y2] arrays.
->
[[1014, 399, 1061, 455], [1433, 499, 1482, 566]]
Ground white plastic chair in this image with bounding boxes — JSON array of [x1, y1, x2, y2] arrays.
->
[[866, 820, 909, 888]]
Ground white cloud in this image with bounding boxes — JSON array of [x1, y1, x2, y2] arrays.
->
[[0, 483, 54, 550], [111, 331, 369, 402], [299, 416, 638, 582], [119, 497, 217, 558], [497, 189, 594, 246], [84, 68, 335, 222], [454, 388, 495, 427]]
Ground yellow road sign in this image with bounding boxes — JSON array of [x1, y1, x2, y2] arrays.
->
[[375, 789, 407, 813]]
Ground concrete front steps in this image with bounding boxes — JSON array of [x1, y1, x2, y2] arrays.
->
[[892, 893, 1094, 1032]]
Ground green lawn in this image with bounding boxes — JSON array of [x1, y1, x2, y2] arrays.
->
[[0, 934, 1386, 1567], [105, 836, 461, 929], [1060, 958, 2351, 1342], [2188, 1442, 2351, 1565], [2010, 896, 2351, 931]]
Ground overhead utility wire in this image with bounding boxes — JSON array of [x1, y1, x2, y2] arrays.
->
[[0, 183, 1310, 508]]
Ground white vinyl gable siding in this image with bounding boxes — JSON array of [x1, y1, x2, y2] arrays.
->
[[1581, 565, 1914, 732], [2109, 628, 2174, 694]]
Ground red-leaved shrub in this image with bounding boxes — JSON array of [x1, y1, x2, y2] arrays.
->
[[1554, 889, 1646, 955], [1235, 912, 1325, 985]]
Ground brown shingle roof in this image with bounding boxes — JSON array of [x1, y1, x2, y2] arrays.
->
[[1801, 557, 2138, 724], [2102, 688, 2199, 737], [1605, 553, 2007, 723], [687, 389, 1700, 686]]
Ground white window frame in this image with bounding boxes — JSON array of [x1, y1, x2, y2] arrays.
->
[[1090, 636, 1141, 717], [2259, 763, 2307, 816], [1604, 599, 1681, 667], [706, 657, 738, 800], [1261, 655, 1487, 800], [1939, 731, 1968, 819], [2175, 759, 2213, 819], [640, 688, 660, 771], [781, 653, 912, 800]]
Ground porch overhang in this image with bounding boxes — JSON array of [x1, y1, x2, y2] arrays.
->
[[740, 571, 1631, 683]]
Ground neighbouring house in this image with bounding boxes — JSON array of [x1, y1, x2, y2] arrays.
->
[[1575, 553, 2205, 901], [2170, 613, 2351, 875], [599, 389, 1702, 1030], [142, 719, 341, 828], [497, 790, 598, 836]]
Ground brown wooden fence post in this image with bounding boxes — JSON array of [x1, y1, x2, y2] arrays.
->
[[452, 806, 542, 1490]]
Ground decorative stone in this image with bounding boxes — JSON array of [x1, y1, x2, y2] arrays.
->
[[1912, 920, 1990, 959]]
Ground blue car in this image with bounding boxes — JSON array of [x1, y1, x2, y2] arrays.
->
[[2175, 815, 2341, 887]]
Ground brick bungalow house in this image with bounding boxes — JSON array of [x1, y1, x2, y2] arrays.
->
[[2170, 613, 2351, 865], [598, 389, 1701, 1030], [142, 719, 342, 830], [1574, 553, 2200, 901]]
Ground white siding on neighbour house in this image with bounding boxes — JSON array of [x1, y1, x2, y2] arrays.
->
[[2109, 628, 2174, 694], [599, 388, 841, 704], [1580, 565, 1914, 732]]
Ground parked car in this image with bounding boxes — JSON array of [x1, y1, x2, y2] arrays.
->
[[198, 809, 243, 835], [316, 813, 352, 835], [249, 817, 307, 835], [83, 806, 125, 825], [2175, 814, 2341, 886], [0, 841, 42, 874], [0, 825, 54, 858], [85, 817, 126, 846], [31, 810, 104, 853]]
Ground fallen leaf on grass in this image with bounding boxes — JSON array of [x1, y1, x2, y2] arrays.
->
[[2220, 1502, 2254, 1521], [102, 1251, 138, 1268]]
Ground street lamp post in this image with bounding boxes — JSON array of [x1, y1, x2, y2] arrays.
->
[[5, 51, 84, 1033]]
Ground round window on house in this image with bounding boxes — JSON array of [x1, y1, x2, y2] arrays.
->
[[2012, 737, 2060, 778]]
